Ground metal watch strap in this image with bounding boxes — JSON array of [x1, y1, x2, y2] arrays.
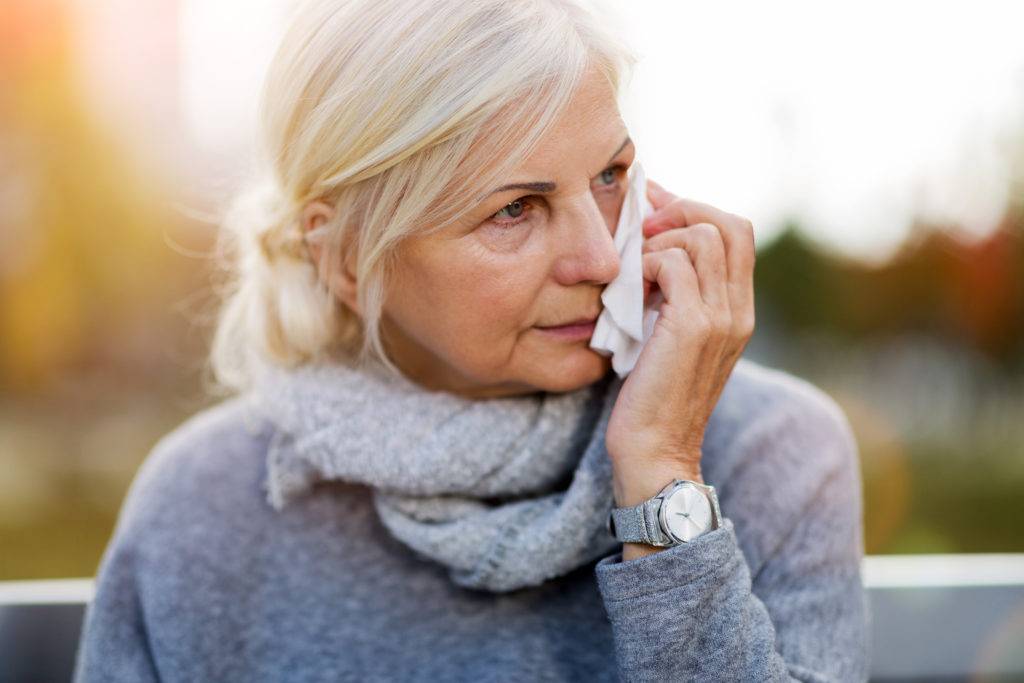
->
[[608, 497, 669, 546], [703, 482, 724, 532], [608, 479, 723, 546]]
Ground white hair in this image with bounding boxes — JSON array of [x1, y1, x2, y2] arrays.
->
[[206, 0, 638, 395]]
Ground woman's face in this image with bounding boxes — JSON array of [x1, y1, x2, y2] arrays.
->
[[382, 67, 635, 398]]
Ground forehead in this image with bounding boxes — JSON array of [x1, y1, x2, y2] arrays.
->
[[515, 72, 628, 175]]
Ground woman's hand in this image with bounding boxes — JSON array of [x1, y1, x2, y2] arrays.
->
[[605, 179, 756, 509]]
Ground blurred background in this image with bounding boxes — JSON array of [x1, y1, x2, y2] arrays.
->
[[1, 0, 1022, 584]]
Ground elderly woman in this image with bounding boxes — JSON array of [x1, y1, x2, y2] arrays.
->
[[73, 0, 870, 680]]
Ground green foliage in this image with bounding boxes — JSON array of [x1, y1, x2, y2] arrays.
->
[[755, 213, 1024, 368]]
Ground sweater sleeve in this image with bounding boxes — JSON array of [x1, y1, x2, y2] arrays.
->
[[72, 532, 161, 682], [593, 399, 870, 682]]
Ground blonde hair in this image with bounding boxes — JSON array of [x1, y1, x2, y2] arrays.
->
[[207, 0, 638, 394]]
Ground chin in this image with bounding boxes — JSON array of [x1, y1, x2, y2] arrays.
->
[[532, 346, 613, 394]]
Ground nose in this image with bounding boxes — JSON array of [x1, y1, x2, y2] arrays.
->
[[551, 194, 621, 286]]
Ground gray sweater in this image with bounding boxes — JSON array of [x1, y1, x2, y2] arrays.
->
[[72, 358, 871, 681]]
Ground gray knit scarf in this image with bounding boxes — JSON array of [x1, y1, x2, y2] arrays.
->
[[246, 357, 626, 593]]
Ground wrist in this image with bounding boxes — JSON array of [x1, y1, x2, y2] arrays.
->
[[611, 457, 703, 508], [612, 461, 706, 562], [622, 542, 666, 562]]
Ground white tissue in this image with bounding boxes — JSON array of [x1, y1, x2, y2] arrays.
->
[[589, 159, 664, 378]]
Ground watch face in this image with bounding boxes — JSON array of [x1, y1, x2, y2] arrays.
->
[[662, 484, 712, 542]]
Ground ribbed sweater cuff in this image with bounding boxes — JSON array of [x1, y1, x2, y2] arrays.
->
[[593, 517, 739, 601]]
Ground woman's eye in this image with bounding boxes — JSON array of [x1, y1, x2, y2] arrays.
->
[[595, 164, 627, 191], [485, 164, 624, 228], [494, 198, 527, 221]]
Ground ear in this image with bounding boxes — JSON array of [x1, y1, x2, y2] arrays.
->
[[300, 200, 362, 316]]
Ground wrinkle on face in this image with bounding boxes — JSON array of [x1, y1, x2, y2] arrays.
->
[[379, 64, 634, 398]]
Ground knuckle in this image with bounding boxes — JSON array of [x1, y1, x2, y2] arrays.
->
[[734, 215, 754, 233], [729, 215, 756, 251], [642, 232, 667, 253], [667, 246, 691, 265], [734, 310, 756, 337], [714, 310, 732, 332], [691, 223, 720, 242]]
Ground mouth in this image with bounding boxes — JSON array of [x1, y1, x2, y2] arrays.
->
[[534, 312, 601, 341], [536, 314, 600, 329]]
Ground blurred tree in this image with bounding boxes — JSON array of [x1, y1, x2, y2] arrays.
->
[[0, 0, 184, 391], [755, 211, 1024, 367]]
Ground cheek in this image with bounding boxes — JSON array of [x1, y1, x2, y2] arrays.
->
[[395, 248, 547, 351], [448, 260, 543, 334], [600, 193, 624, 234]]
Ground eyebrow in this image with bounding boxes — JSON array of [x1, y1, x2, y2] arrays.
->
[[484, 135, 633, 199]]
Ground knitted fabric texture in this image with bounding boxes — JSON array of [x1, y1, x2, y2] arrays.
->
[[248, 358, 627, 593]]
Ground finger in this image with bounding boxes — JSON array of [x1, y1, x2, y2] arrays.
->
[[642, 224, 729, 311], [642, 198, 755, 322], [645, 177, 677, 213], [642, 248, 702, 316], [643, 196, 734, 235]]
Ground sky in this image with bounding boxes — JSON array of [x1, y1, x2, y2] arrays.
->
[[176, 0, 1024, 263]]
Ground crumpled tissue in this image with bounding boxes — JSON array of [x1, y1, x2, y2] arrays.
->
[[589, 159, 664, 378]]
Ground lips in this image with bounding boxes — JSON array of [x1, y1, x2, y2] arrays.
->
[[537, 313, 600, 329]]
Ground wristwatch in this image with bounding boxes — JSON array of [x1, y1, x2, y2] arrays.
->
[[606, 479, 722, 547]]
